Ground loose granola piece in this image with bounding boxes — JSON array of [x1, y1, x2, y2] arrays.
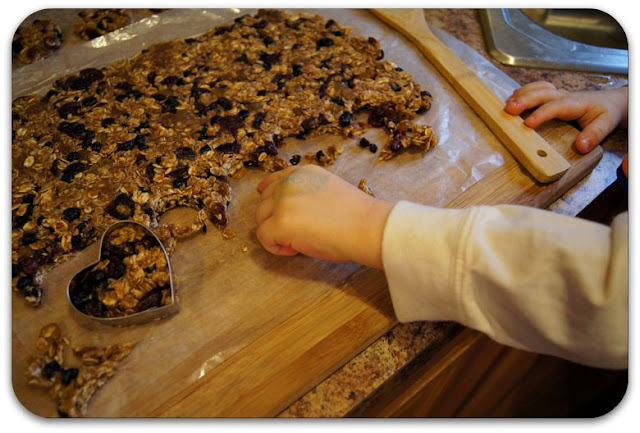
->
[[73, 9, 132, 40], [12, 9, 436, 306], [358, 178, 375, 197], [25, 323, 134, 417], [13, 19, 64, 64]]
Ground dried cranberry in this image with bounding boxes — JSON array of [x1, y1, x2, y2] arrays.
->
[[79, 68, 104, 83], [57, 102, 82, 119], [210, 203, 227, 226], [216, 97, 233, 110], [218, 115, 244, 135], [175, 146, 196, 160], [61, 162, 87, 183], [215, 142, 241, 154], [58, 121, 86, 138], [368, 102, 399, 128], [136, 290, 163, 312], [18, 255, 39, 276], [105, 193, 135, 220]]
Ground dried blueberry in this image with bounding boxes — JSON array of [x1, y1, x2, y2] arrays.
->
[[44, 360, 61, 379], [259, 52, 281, 70], [252, 111, 266, 128], [369, 143, 378, 153], [21, 232, 37, 246], [359, 137, 371, 148], [61, 368, 79, 386], [101, 117, 116, 127], [17, 275, 33, 291], [339, 112, 354, 127], [62, 207, 81, 222], [289, 154, 301, 165], [66, 151, 79, 162], [81, 96, 97, 107], [316, 37, 334, 48]]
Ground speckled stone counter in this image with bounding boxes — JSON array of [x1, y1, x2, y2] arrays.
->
[[279, 9, 628, 418]]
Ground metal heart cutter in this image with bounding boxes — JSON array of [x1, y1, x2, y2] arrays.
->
[[67, 220, 178, 327]]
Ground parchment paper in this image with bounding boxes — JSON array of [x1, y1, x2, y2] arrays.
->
[[12, 8, 511, 416]]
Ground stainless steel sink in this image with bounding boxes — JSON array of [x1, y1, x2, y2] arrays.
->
[[479, 9, 628, 74]]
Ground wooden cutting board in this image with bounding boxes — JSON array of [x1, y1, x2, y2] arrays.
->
[[11, 10, 603, 418]]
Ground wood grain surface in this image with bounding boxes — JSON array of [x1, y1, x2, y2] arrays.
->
[[12, 9, 603, 418]]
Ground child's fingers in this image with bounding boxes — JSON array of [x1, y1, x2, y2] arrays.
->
[[255, 218, 298, 256], [256, 167, 294, 193], [522, 98, 586, 128], [574, 115, 615, 153], [505, 87, 565, 115], [255, 196, 275, 225]]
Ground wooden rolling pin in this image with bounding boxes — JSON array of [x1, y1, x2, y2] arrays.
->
[[372, 9, 571, 183]]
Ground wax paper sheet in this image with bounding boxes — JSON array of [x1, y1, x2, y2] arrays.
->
[[12, 8, 511, 416]]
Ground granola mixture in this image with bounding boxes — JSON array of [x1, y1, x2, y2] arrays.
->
[[25, 323, 134, 417], [11, 9, 436, 307], [69, 223, 172, 318], [12, 19, 64, 64], [73, 9, 133, 41]]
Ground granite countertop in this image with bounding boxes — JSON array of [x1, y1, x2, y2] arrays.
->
[[279, 9, 629, 418]]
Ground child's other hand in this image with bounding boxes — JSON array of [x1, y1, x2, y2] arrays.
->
[[504, 81, 627, 153], [255, 165, 393, 269]]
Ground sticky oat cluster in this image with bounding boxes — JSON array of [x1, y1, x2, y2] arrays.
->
[[12, 9, 436, 308]]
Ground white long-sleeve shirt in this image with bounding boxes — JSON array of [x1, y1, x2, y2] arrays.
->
[[382, 201, 628, 369]]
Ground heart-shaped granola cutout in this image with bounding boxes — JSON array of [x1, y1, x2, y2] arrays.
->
[[67, 221, 178, 326]]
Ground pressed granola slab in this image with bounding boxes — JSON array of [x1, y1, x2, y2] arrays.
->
[[12, 9, 436, 310]]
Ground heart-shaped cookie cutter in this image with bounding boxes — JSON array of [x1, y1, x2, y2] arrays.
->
[[67, 220, 179, 327]]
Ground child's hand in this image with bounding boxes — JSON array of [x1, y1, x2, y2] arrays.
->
[[504, 81, 628, 153], [255, 165, 393, 269]]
